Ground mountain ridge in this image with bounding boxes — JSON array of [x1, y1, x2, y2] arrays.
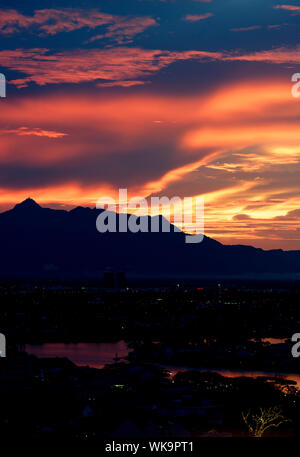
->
[[0, 199, 299, 278]]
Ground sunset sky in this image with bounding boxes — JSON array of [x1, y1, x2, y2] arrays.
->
[[1, 0, 300, 249]]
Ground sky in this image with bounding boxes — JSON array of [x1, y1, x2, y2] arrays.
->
[[1, 0, 300, 249]]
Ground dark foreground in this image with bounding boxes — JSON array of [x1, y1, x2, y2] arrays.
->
[[1, 280, 300, 441]]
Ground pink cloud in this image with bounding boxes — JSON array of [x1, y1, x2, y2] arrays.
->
[[274, 4, 300, 12], [228, 45, 300, 65], [0, 8, 157, 43], [184, 13, 213, 22], [230, 25, 261, 32], [2, 43, 300, 90], [87, 17, 157, 44], [267, 24, 283, 29], [0, 9, 113, 35], [0, 47, 222, 88]]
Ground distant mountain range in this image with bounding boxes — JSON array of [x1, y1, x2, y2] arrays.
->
[[0, 198, 299, 279]]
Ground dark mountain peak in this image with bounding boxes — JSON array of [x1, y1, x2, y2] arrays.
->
[[13, 198, 41, 211], [0, 198, 299, 278]]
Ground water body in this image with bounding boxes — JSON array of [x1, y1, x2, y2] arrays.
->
[[25, 341, 300, 388], [164, 366, 300, 389], [25, 341, 131, 369]]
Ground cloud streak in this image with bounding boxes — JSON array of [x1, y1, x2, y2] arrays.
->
[[0, 8, 157, 43], [183, 13, 213, 22], [274, 4, 300, 13], [1, 77, 300, 249], [230, 25, 261, 32], [87, 17, 157, 44], [2, 43, 300, 89], [0, 47, 222, 88], [0, 127, 68, 138]]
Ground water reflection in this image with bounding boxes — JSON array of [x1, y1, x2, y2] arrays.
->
[[25, 342, 300, 389], [166, 366, 300, 389], [25, 341, 131, 369]]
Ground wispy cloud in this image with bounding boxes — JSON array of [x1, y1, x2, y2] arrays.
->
[[206, 147, 300, 173], [228, 44, 300, 64], [0, 8, 157, 43], [183, 13, 213, 22], [0, 47, 222, 88], [230, 25, 261, 32], [96, 80, 148, 87], [2, 44, 300, 89], [274, 4, 300, 12], [1, 127, 68, 138], [86, 17, 157, 44], [0, 8, 113, 35]]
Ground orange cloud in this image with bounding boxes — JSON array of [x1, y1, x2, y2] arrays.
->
[[176, 80, 300, 247], [1, 77, 300, 248], [142, 151, 221, 195], [96, 80, 148, 87], [1, 127, 68, 138], [0, 183, 116, 210]]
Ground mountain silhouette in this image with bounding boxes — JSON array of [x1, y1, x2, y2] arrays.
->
[[13, 197, 42, 211], [0, 198, 299, 279]]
